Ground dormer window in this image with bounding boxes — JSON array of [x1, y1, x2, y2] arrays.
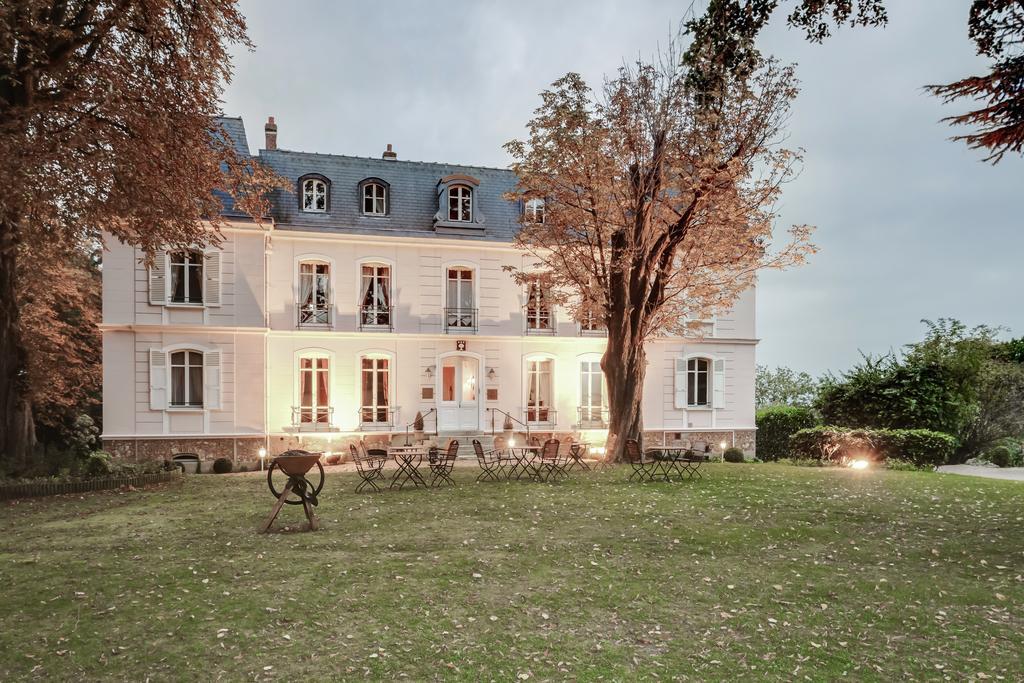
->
[[525, 198, 545, 224], [359, 179, 389, 216], [448, 185, 472, 222], [299, 174, 330, 213]]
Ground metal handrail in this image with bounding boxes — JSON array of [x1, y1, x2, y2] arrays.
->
[[291, 406, 335, 431], [523, 305, 555, 335], [577, 406, 609, 429], [403, 407, 437, 445], [297, 302, 332, 327], [358, 305, 393, 331], [487, 407, 531, 443], [444, 307, 478, 333]]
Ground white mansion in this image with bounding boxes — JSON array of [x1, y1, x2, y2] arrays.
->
[[100, 117, 757, 463]]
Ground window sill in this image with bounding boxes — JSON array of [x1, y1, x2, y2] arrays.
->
[[685, 406, 714, 412], [167, 406, 205, 413], [165, 302, 205, 309]]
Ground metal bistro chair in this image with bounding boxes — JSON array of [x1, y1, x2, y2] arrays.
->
[[429, 441, 459, 488], [624, 439, 660, 482], [537, 438, 568, 482], [350, 443, 386, 493], [473, 439, 504, 482]]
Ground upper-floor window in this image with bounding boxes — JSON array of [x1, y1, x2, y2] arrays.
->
[[359, 263, 392, 328], [363, 182, 387, 216], [301, 176, 329, 213], [687, 357, 710, 407], [448, 185, 472, 222], [298, 261, 331, 325], [170, 350, 204, 408], [445, 267, 476, 330], [525, 280, 553, 333], [525, 198, 545, 224], [169, 250, 203, 304]]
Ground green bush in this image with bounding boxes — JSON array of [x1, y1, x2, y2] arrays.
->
[[984, 438, 1023, 468], [723, 447, 745, 463], [756, 406, 819, 461], [83, 451, 115, 477], [212, 457, 233, 474], [789, 426, 956, 467]]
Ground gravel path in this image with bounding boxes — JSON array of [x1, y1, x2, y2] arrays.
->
[[937, 465, 1024, 481]]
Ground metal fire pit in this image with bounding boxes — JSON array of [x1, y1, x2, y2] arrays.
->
[[259, 450, 325, 532]]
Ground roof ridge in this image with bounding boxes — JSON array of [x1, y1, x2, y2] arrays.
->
[[258, 147, 514, 174]]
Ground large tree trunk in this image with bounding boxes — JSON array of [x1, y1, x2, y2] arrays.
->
[[602, 328, 647, 463], [0, 218, 34, 472]]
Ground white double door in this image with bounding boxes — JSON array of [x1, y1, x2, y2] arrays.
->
[[438, 354, 480, 431]]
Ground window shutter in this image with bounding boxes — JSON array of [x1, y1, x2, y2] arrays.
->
[[673, 358, 687, 409], [204, 349, 222, 410], [204, 250, 222, 307], [148, 250, 167, 305], [713, 359, 725, 409], [149, 349, 168, 410]]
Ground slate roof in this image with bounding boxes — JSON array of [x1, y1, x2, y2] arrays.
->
[[213, 116, 252, 218], [213, 116, 522, 242]]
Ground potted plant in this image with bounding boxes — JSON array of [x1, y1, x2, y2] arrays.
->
[[503, 413, 514, 441], [413, 411, 425, 442]]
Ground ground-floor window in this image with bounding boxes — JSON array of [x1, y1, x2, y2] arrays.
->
[[526, 358, 553, 422], [579, 359, 606, 426], [170, 351, 204, 407], [299, 357, 330, 424], [687, 357, 710, 407], [361, 356, 390, 423]]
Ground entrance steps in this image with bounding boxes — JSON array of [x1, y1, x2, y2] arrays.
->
[[389, 432, 497, 459]]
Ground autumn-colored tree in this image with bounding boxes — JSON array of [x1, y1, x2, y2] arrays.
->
[[505, 40, 814, 460], [0, 1, 286, 468], [684, 0, 1024, 163]]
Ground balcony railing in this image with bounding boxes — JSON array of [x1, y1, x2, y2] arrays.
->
[[358, 305, 393, 331], [297, 303, 332, 327], [291, 406, 336, 432], [524, 407, 557, 425], [444, 307, 478, 333], [579, 321, 607, 336], [577, 406, 609, 429], [358, 406, 397, 430], [524, 306, 555, 335]]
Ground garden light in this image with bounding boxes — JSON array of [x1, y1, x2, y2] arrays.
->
[[848, 458, 870, 470]]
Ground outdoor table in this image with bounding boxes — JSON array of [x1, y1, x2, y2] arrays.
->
[[567, 442, 592, 471], [507, 446, 542, 481], [645, 447, 708, 480], [388, 446, 429, 490]]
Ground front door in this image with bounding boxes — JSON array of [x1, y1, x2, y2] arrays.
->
[[438, 355, 480, 431]]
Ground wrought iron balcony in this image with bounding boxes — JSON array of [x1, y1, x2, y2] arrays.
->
[[524, 407, 557, 425], [444, 307, 478, 333], [358, 406, 396, 430], [297, 303, 332, 327], [290, 406, 336, 432], [577, 406, 609, 429], [358, 305, 394, 331], [524, 305, 555, 335]]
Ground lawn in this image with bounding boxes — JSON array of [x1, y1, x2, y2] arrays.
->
[[0, 464, 1021, 681]]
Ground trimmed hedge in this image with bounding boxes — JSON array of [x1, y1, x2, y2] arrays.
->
[[756, 406, 819, 461], [789, 426, 957, 468], [723, 447, 745, 463], [212, 457, 233, 474]]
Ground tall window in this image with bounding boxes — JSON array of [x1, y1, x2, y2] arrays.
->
[[360, 357, 390, 424], [170, 351, 204, 407], [359, 264, 391, 327], [298, 262, 331, 325], [299, 357, 330, 424], [525, 280, 552, 332], [579, 360, 606, 426], [687, 358, 710, 407], [526, 358, 553, 423], [580, 306, 604, 334], [302, 178, 328, 212], [363, 182, 387, 215], [525, 198, 545, 224], [169, 251, 203, 304], [445, 267, 475, 329], [448, 185, 472, 222]]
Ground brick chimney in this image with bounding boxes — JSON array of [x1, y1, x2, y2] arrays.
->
[[382, 143, 397, 160], [264, 116, 278, 150]]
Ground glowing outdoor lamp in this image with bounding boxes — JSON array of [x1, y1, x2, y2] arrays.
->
[[848, 458, 870, 470], [258, 446, 268, 471], [719, 440, 727, 450]]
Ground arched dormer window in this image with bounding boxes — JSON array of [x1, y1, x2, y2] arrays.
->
[[448, 185, 472, 222], [358, 178, 389, 216], [525, 198, 545, 224], [299, 174, 330, 213]]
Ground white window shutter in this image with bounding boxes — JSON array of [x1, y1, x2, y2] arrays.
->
[[148, 250, 167, 305], [149, 349, 168, 410], [673, 358, 687, 409], [713, 359, 725, 409], [204, 349, 222, 410], [204, 250, 222, 307]]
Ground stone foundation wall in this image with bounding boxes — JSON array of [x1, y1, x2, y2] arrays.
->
[[104, 437, 266, 463], [641, 429, 757, 457]]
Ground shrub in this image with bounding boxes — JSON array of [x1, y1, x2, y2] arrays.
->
[[884, 429, 958, 468], [84, 451, 115, 477], [325, 453, 341, 465], [413, 411, 425, 431], [212, 457, 233, 474], [789, 426, 957, 467], [723, 447, 745, 463], [756, 405, 819, 461]]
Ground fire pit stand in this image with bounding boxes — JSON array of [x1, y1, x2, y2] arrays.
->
[[259, 450, 325, 533]]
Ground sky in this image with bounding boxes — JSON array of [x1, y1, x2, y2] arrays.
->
[[222, 0, 1024, 377]]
